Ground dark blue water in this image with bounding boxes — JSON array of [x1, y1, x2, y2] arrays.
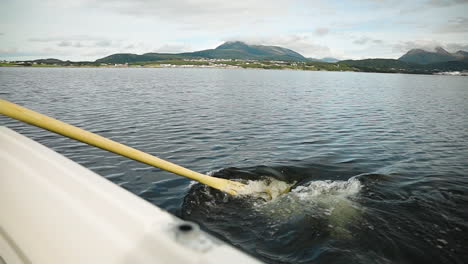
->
[[1, 67, 467, 263]]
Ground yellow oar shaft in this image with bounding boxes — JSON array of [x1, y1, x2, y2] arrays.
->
[[0, 99, 244, 195]]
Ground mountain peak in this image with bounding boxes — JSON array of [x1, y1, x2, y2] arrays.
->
[[406, 48, 426, 55], [211, 41, 306, 61], [216, 41, 249, 50], [434, 46, 450, 55]]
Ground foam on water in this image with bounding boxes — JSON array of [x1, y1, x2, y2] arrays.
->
[[236, 178, 293, 200], [206, 170, 293, 200], [235, 176, 361, 201], [292, 176, 362, 200], [249, 176, 363, 237]]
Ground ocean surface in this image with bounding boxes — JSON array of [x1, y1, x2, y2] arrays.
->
[[1, 67, 467, 263]]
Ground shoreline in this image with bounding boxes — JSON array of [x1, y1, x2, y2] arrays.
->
[[1, 63, 467, 76]]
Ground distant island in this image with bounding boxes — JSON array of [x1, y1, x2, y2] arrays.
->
[[2, 41, 467, 75]]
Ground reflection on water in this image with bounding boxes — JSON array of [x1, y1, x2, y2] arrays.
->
[[1, 67, 467, 263]]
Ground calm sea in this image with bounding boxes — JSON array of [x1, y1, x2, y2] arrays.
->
[[1, 67, 467, 263]]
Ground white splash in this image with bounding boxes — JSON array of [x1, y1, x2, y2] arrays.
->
[[236, 178, 294, 200], [291, 177, 361, 200], [252, 176, 363, 237]]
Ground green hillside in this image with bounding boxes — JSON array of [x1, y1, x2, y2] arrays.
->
[[399, 47, 468, 65], [8, 41, 468, 74], [339, 58, 468, 73], [95, 41, 307, 64]]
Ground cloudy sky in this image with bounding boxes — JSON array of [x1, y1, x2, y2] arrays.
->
[[1, 0, 467, 61]]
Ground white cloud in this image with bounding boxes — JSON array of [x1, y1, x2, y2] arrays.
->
[[29, 35, 104, 42], [1, 0, 467, 60], [353, 36, 384, 45], [79, 0, 293, 30], [155, 43, 192, 53], [314, 28, 330, 36], [393, 40, 443, 53], [57, 40, 72, 47], [445, 43, 468, 51], [95, 40, 112, 47], [0, 47, 18, 54], [436, 17, 468, 33], [392, 40, 468, 53], [426, 0, 468, 7]]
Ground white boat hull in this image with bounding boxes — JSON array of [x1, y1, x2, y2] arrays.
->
[[0, 127, 260, 264]]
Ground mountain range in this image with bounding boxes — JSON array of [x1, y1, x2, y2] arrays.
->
[[23, 41, 468, 74], [340, 47, 468, 73], [399, 47, 468, 64], [87, 42, 468, 67], [95, 41, 318, 63]]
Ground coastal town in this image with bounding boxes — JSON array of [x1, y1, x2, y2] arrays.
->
[[1, 55, 467, 76], [0, 58, 355, 72]]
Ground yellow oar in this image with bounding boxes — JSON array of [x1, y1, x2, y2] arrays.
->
[[0, 98, 246, 195]]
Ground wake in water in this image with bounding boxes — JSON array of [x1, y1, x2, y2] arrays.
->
[[181, 167, 412, 263], [250, 176, 363, 237], [185, 168, 363, 238]]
